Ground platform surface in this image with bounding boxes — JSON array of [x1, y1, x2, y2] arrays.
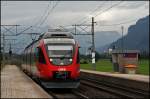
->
[[1, 65, 52, 98], [81, 69, 149, 83]]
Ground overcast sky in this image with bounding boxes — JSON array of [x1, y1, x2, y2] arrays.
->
[[1, 1, 149, 53], [1, 1, 149, 34]]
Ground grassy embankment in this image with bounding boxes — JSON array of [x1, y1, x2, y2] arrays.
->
[[80, 59, 149, 75]]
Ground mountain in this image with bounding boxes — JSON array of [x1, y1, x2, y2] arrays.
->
[[109, 15, 149, 53], [74, 31, 121, 54], [96, 44, 110, 53]]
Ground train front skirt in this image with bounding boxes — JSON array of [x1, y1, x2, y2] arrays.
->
[[41, 80, 80, 88]]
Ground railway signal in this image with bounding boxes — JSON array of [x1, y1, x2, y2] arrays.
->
[[9, 50, 12, 57], [9, 43, 12, 57]]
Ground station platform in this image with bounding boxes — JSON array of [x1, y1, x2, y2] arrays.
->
[[1, 65, 52, 98], [80, 69, 149, 91], [81, 69, 149, 83]]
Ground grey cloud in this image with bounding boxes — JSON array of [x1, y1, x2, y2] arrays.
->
[[116, 1, 148, 9], [1, 1, 149, 33]]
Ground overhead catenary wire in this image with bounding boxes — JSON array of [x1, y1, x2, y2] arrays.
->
[[94, 1, 123, 18], [73, 1, 107, 25], [80, 1, 123, 25], [63, 5, 102, 32], [38, 1, 60, 27], [75, 1, 123, 33], [2, 26, 15, 34], [97, 18, 139, 27], [2, 26, 14, 33], [32, 1, 52, 27], [16, 26, 33, 36]]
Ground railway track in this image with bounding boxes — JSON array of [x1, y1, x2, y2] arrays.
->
[[41, 81, 119, 98], [35, 80, 88, 99], [27, 71, 149, 98], [80, 77, 149, 98], [24, 71, 88, 98], [46, 89, 89, 99]]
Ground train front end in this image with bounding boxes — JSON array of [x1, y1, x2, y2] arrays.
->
[[39, 32, 80, 88]]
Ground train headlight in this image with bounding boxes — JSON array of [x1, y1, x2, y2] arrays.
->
[[69, 59, 72, 62], [60, 62, 64, 65], [50, 59, 53, 62]]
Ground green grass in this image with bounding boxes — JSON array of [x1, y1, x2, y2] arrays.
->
[[137, 59, 149, 75], [80, 59, 149, 75], [81, 59, 113, 72]]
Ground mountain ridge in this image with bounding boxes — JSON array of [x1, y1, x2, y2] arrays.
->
[[106, 15, 149, 53]]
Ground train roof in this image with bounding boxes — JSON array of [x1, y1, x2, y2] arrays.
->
[[43, 32, 73, 39], [24, 29, 74, 50], [37, 29, 73, 39]]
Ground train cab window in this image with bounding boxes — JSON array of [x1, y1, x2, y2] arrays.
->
[[47, 45, 73, 58], [38, 48, 46, 64]]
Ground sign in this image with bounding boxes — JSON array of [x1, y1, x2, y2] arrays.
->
[[123, 53, 137, 58], [92, 52, 95, 58], [92, 52, 95, 63], [92, 58, 95, 63]]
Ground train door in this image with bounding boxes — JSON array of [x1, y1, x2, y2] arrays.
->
[[25, 50, 27, 72], [27, 48, 30, 73]]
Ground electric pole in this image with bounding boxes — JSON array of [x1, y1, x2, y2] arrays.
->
[[91, 17, 96, 70], [74, 24, 76, 35], [1, 25, 19, 65], [121, 26, 124, 53], [71, 17, 96, 70], [2, 33, 5, 65]]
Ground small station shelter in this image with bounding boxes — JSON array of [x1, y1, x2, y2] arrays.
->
[[111, 50, 139, 74]]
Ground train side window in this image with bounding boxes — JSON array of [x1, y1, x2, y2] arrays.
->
[[38, 48, 46, 64], [35, 47, 38, 59]]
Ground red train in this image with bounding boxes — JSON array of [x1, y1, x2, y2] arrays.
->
[[21, 30, 80, 88]]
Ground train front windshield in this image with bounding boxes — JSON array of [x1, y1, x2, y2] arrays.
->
[[47, 45, 74, 65]]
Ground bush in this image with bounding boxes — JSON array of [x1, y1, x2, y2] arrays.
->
[[80, 59, 88, 64]]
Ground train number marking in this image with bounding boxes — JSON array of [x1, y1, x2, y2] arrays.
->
[[58, 68, 66, 71]]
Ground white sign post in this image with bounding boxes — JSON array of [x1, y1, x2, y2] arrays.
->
[[92, 52, 96, 70], [92, 52, 95, 63]]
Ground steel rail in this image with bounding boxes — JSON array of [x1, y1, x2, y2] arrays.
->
[[81, 78, 149, 98]]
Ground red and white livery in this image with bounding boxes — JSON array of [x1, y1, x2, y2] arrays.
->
[[22, 29, 80, 88]]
